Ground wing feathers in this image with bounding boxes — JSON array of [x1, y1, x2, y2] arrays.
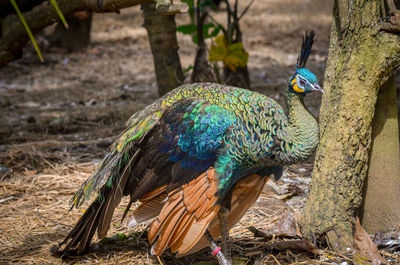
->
[[181, 174, 269, 256], [175, 207, 218, 254], [148, 168, 220, 256], [148, 196, 183, 244], [151, 207, 187, 255], [128, 193, 166, 227]]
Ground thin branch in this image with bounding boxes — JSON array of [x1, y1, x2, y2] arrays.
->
[[0, 0, 187, 67], [238, 0, 255, 21], [195, 0, 208, 47], [208, 13, 228, 36], [233, 0, 238, 20], [222, 0, 232, 43]]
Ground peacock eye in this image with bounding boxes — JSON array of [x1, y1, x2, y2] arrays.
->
[[299, 79, 306, 87]]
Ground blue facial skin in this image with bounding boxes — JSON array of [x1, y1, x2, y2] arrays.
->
[[293, 68, 320, 93]]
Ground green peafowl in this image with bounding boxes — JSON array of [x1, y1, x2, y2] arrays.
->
[[53, 31, 323, 264]]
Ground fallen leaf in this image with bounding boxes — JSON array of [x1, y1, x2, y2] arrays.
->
[[249, 211, 300, 238], [353, 217, 387, 265], [274, 211, 299, 237]]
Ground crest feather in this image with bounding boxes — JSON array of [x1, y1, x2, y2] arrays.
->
[[297, 31, 315, 69]]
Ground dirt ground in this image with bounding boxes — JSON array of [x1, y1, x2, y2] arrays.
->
[[0, 0, 399, 264]]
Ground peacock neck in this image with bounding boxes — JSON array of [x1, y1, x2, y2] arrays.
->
[[283, 86, 319, 162]]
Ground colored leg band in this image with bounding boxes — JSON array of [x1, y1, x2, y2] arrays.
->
[[212, 247, 221, 256]]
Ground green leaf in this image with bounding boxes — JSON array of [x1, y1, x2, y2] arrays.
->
[[203, 23, 221, 39], [49, 0, 69, 29], [177, 24, 197, 35], [9, 0, 43, 62], [209, 35, 248, 72], [207, 24, 222, 38], [115, 233, 127, 240], [225, 42, 249, 71], [209, 35, 227, 62], [99, 233, 127, 244], [183, 64, 193, 74], [192, 34, 198, 44], [202, 22, 215, 38]]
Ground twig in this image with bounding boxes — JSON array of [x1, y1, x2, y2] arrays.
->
[[34, 209, 71, 228], [238, 0, 255, 21], [156, 255, 164, 265], [266, 254, 282, 265], [0, 196, 14, 204], [207, 14, 228, 36], [380, 249, 400, 260], [323, 250, 352, 261]]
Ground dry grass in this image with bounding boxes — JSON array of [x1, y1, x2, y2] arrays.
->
[[3, 150, 397, 265]]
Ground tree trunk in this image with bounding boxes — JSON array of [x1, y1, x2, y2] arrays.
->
[[224, 65, 250, 89], [300, 0, 400, 252], [48, 11, 92, 52], [359, 75, 400, 233], [142, 2, 184, 96]]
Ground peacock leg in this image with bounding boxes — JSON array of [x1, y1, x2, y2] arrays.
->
[[218, 207, 232, 265], [205, 230, 230, 265]]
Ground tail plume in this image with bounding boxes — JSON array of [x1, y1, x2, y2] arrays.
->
[[52, 148, 141, 256], [52, 192, 109, 256]]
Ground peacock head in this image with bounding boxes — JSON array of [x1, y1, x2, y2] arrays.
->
[[288, 31, 324, 95]]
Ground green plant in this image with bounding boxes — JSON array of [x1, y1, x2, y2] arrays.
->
[[177, 0, 253, 86], [208, 34, 248, 72], [177, 0, 221, 44], [9, 0, 68, 62]]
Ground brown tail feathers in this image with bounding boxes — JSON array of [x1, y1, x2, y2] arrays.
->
[[143, 168, 268, 256], [183, 173, 268, 256], [146, 167, 220, 256], [52, 161, 131, 256]]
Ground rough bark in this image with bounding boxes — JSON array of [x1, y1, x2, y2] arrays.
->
[[359, 75, 400, 233], [48, 11, 92, 51], [0, 0, 187, 67], [142, 2, 184, 96], [300, 0, 400, 252]]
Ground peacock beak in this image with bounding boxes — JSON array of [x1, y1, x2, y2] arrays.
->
[[311, 83, 325, 94]]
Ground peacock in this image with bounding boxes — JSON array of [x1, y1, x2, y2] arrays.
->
[[53, 31, 323, 264]]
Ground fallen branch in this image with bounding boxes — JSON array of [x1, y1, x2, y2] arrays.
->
[[0, 0, 187, 66]]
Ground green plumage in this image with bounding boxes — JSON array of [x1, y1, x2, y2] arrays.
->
[[55, 31, 323, 257], [72, 80, 320, 205]]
